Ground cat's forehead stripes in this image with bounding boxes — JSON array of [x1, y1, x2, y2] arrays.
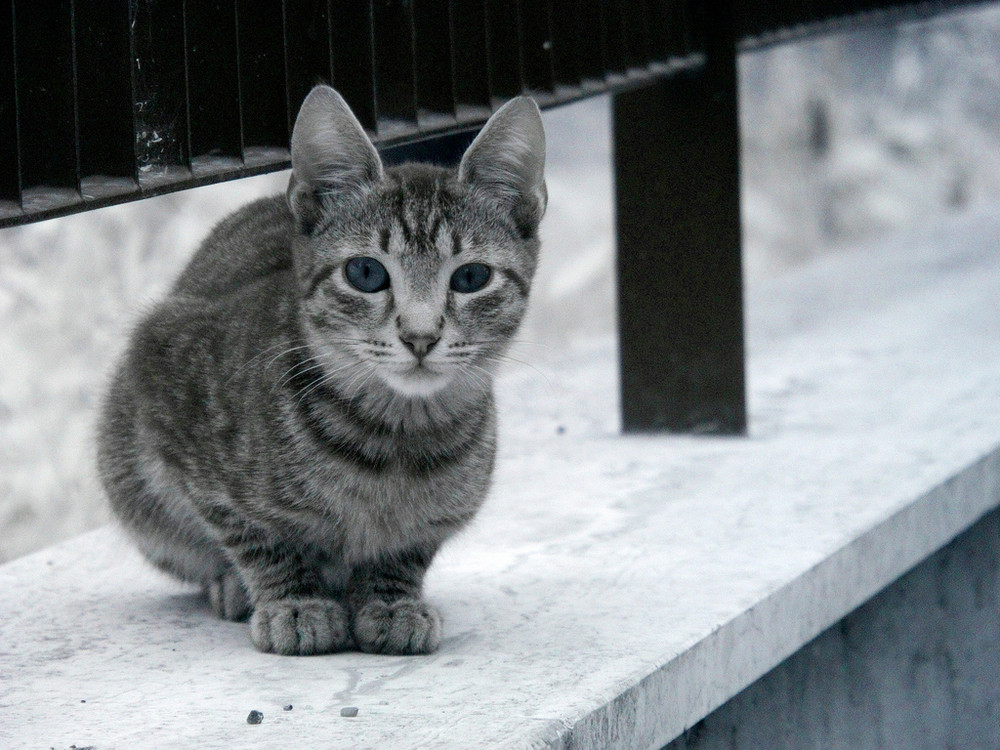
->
[[376, 178, 457, 260], [378, 212, 452, 261]]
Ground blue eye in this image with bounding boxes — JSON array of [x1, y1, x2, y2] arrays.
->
[[450, 263, 491, 293], [345, 257, 390, 293]]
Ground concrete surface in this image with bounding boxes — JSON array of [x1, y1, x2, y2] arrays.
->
[[1, 207, 999, 749], [666, 506, 1000, 750]]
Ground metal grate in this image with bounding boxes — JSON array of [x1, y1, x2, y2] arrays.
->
[[0, 0, 987, 227]]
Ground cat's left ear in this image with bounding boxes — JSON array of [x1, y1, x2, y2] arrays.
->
[[287, 85, 384, 231], [458, 97, 546, 237]]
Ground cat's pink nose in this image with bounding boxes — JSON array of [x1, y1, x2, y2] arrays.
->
[[400, 334, 440, 361]]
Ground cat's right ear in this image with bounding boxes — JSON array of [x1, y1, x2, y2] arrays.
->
[[287, 86, 383, 232], [458, 97, 546, 238]]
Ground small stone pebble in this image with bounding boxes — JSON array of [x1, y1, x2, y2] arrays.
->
[[283, 704, 293, 711], [247, 710, 264, 725], [340, 706, 359, 718]]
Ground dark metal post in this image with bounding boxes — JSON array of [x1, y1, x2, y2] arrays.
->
[[612, 0, 746, 434]]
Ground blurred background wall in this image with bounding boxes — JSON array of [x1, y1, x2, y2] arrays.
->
[[2, 6, 999, 562]]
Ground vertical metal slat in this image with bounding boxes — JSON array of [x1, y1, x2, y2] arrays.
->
[[683, 0, 707, 55], [645, 0, 678, 63], [620, 0, 649, 72], [602, 0, 628, 79], [614, 0, 746, 434], [237, 0, 288, 162], [75, 0, 137, 201], [485, 0, 524, 104], [183, 0, 242, 170], [661, 0, 691, 61], [575, 0, 605, 86], [413, 0, 456, 127], [330, 0, 377, 132], [549, 0, 581, 90], [520, 0, 555, 98], [131, 0, 189, 188], [372, 0, 418, 139], [13, 0, 78, 210], [283, 0, 333, 136], [1, 0, 20, 211], [449, 0, 491, 120]]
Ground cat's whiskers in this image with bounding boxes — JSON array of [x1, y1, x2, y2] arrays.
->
[[346, 365, 381, 401], [442, 348, 496, 387], [291, 369, 345, 406], [274, 341, 367, 390], [260, 345, 323, 387], [274, 359, 327, 392], [503, 338, 553, 350], [289, 356, 364, 405], [227, 338, 370, 387], [459, 363, 492, 392], [224, 342, 310, 385], [477, 353, 555, 393]]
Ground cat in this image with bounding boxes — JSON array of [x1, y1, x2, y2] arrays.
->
[[97, 85, 546, 656]]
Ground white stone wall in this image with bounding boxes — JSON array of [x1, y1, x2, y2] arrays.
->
[[664, 507, 1000, 750]]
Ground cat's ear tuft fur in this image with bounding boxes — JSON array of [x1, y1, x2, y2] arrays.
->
[[287, 85, 384, 231], [458, 97, 546, 237]]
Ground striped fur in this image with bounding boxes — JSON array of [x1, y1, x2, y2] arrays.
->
[[97, 87, 545, 655]]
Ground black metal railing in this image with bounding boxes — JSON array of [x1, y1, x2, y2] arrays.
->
[[1, 0, 992, 433], [1, 0, 702, 227], [6, 0, 983, 228]]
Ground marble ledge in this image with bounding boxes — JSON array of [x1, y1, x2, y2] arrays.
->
[[2, 208, 1000, 749]]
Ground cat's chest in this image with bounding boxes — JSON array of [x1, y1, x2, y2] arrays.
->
[[272, 396, 495, 559], [297, 459, 486, 561]]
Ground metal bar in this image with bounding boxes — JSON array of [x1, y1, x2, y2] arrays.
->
[[131, 0, 189, 185], [520, 0, 555, 96], [372, 0, 418, 136], [13, 0, 79, 207], [613, 0, 746, 434], [673, 0, 694, 56], [380, 128, 477, 168], [2, 0, 992, 229], [549, 0, 581, 89], [74, 0, 137, 201], [620, 0, 649, 72], [575, 0, 605, 84], [330, 0, 377, 132], [283, 0, 334, 136], [485, 0, 524, 102], [602, 0, 627, 76], [653, 0, 680, 62], [237, 0, 288, 155], [683, 0, 707, 55], [1, 0, 20, 208], [809, 0, 848, 24], [413, 0, 456, 123], [448, 0, 491, 115], [183, 0, 242, 166], [644, 0, 662, 62]]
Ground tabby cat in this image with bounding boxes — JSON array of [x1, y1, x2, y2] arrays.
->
[[97, 85, 546, 655]]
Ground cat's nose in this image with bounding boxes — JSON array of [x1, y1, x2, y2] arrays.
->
[[400, 333, 440, 361]]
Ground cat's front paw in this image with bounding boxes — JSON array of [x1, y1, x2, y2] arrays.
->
[[250, 597, 350, 655], [206, 570, 251, 622], [352, 598, 442, 655]]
